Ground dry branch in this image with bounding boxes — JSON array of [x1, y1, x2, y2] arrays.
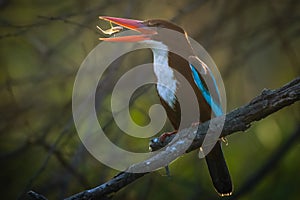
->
[[29, 77, 300, 200]]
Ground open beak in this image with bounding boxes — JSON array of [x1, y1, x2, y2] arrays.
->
[[98, 16, 157, 42]]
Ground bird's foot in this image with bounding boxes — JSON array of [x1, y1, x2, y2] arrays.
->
[[159, 130, 178, 142], [149, 130, 177, 151], [221, 137, 229, 146]]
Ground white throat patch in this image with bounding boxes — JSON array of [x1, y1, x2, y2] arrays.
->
[[149, 42, 177, 108]]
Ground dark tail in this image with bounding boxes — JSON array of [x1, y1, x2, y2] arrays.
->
[[205, 141, 233, 196]]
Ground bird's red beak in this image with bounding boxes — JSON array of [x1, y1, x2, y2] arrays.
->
[[98, 16, 156, 42]]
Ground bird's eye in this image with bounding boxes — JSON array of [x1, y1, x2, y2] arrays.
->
[[147, 21, 158, 27], [148, 22, 155, 26]]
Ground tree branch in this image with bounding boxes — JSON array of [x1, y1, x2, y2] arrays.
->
[[185, 76, 300, 152], [29, 77, 300, 200]]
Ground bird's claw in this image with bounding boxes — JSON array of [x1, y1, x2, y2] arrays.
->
[[159, 130, 178, 142], [149, 130, 177, 151]]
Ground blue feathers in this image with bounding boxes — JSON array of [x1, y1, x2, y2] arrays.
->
[[190, 64, 223, 117]]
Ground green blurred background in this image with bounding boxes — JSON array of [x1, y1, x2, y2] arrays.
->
[[0, 0, 299, 199]]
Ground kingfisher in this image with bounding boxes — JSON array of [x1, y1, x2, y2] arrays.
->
[[98, 16, 233, 196]]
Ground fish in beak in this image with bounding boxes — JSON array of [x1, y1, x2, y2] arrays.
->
[[98, 16, 157, 42]]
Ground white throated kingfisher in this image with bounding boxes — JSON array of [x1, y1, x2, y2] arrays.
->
[[98, 16, 233, 196]]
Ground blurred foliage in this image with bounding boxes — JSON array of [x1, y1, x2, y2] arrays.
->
[[0, 0, 299, 199]]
